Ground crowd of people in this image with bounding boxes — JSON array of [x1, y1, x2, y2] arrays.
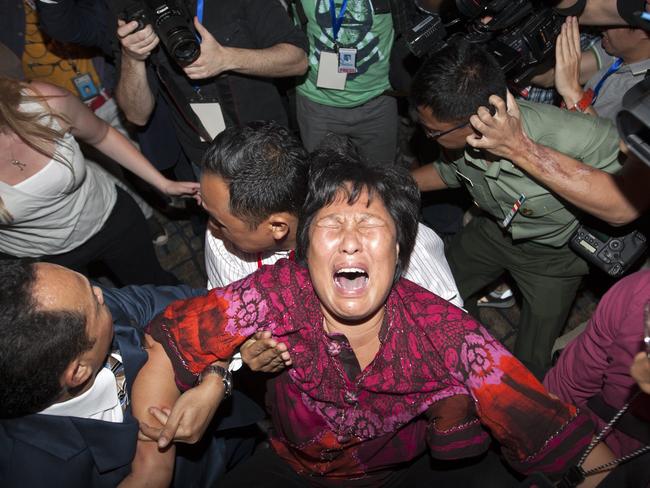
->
[[1, 0, 650, 486]]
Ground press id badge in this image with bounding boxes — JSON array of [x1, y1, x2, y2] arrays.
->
[[190, 102, 226, 142], [338, 47, 357, 74], [316, 51, 347, 90], [72, 73, 99, 102]]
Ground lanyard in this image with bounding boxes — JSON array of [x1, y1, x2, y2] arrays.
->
[[196, 0, 204, 23], [592, 57, 623, 103], [329, 0, 349, 43]]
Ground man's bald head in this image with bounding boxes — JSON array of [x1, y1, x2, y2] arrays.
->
[[0, 261, 105, 417]]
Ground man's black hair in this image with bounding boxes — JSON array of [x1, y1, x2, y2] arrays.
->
[[296, 147, 420, 280], [201, 121, 310, 228], [411, 38, 507, 123], [0, 260, 94, 418]]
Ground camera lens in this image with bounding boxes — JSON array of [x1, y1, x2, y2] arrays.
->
[[165, 27, 200, 65]]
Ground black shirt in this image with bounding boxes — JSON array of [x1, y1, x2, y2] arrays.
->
[[147, 0, 308, 164]]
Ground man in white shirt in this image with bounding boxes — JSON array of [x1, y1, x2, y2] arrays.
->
[[202, 122, 461, 306]]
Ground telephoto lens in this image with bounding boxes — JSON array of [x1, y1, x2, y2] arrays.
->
[[146, 0, 200, 66]]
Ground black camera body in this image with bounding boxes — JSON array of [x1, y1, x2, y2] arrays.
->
[[569, 225, 647, 277], [120, 0, 200, 67], [407, 0, 563, 83]]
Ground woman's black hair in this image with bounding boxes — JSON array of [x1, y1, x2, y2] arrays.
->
[[296, 145, 420, 280]]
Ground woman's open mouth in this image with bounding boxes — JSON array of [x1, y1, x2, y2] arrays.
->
[[333, 267, 369, 292]]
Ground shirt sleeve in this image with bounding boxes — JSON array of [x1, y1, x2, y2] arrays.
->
[[544, 271, 649, 407], [403, 224, 463, 307], [431, 152, 464, 189], [146, 259, 307, 389], [244, 0, 309, 52], [427, 312, 594, 480], [525, 103, 621, 175]]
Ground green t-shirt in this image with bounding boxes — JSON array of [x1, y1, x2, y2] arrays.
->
[[296, 0, 393, 107], [432, 101, 622, 247]]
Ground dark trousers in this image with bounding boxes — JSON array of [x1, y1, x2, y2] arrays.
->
[[1, 186, 178, 286], [446, 215, 588, 378], [217, 446, 520, 488]]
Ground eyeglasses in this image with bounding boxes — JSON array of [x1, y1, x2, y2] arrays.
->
[[423, 120, 469, 140]]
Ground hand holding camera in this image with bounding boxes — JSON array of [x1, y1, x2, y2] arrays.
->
[[117, 19, 160, 62], [182, 17, 234, 80]]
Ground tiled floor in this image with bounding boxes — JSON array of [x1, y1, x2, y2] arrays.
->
[[154, 210, 600, 354]]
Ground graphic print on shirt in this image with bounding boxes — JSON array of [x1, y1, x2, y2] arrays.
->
[[312, 0, 383, 79]]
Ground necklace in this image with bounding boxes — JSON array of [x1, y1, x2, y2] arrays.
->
[[11, 158, 26, 171]]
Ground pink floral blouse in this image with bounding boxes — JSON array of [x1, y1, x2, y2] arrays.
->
[[147, 259, 593, 486]]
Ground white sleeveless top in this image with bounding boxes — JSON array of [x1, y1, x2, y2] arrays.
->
[[0, 100, 117, 257]]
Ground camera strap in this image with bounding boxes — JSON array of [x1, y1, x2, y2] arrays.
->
[[557, 392, 650, 488]]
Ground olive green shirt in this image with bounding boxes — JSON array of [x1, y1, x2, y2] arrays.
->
[[433, 101, 622, 247]]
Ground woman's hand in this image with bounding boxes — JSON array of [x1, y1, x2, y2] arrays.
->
[[555, 16, 584, 108], [139, 373, 226, 449], [466, 91, 530, 163], [241, 331, 292, 373], [159, 178, 201, 199]]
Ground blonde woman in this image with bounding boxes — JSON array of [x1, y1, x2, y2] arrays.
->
[[0, 77, 199, 285]]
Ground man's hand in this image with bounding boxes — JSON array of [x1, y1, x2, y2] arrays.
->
[[555, 16, 584, 108], [631, 351, 650, 395], [466, 91, 530, 162], [241, 331, 292, 373], [183, 17, 234, 79], [139, 373, 225, 449], [118, 20, 160, 61]]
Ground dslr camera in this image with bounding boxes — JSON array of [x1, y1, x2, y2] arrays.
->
[[120, 0, 200, 67], [406, 0, 564, 84]]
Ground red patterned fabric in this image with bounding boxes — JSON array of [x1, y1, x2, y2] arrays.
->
[[147, 259, 593, 485]]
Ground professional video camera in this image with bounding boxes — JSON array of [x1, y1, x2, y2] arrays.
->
[[405, 0, 565, 84], [120, 0, 200, 67]]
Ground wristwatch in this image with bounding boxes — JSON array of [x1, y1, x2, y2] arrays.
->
[[198, 364, 233, 398]]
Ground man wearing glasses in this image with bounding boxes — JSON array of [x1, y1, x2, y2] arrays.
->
[[410, 39, 622, 379]]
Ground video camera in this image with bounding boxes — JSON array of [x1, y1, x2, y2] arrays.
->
[[119, 0, 200, 67], [405, 0, 564, 84]]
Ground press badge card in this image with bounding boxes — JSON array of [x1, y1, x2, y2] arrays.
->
[[317, 51, 347, 90], [316, 0, 351, 89], [190, 102, 226, 142], [72, 73, 99, 102], [338, 47, 357, 74]]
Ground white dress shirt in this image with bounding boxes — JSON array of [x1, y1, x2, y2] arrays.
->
[[39, 367, 123, 423]]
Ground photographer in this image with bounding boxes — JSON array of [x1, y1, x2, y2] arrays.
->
[[410, 39, 622, 378], [116, 0, 308, 167]]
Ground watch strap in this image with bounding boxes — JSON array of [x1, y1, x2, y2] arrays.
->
[[198, 364, 233, 398]]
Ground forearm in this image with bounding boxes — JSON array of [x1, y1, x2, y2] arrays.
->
[[117, 440, 175, 488], [411, 164, 449, 192], [553, 0, 624, 25], [115, 55, 155, 125], [509, 137, 639, 225], [224, 43, 308, 78], [92, 125, 169, 192]]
